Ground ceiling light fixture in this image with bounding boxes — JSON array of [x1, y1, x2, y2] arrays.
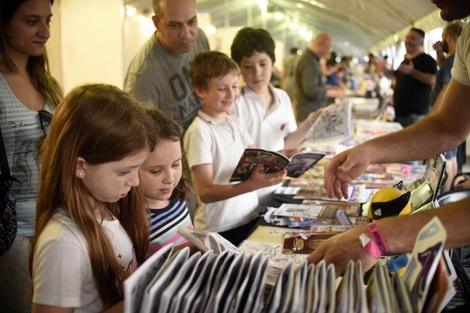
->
[[125, 5, 136, 17]]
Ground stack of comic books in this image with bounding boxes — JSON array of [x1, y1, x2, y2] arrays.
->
[[264, 202, 367, 231], [124, 218, 456, 313]]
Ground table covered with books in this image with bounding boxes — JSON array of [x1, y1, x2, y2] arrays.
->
[[232, 97, 458, 312], [122, 98, 462, 313]]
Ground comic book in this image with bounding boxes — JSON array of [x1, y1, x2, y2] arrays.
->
[[229, 148, 325, 182]]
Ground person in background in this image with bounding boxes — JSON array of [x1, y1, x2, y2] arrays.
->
[[295, 32, 346, 124], [230, 27, 321, 206], [320, 52, 340, 79], [392, 28, 437, 127], [184, 51, 286, 246], [124, 0, 208, 226], [324, 52, 345, 104], [429, 22, 463, 192], [0, 0, 62, 312], [364, 52, 378, 76], [30, 84, 156, 313], [339, 56, 354, 90], [140, 105, 193, 257], [307, 0, 470, 277], [281, 47, 299, 104], [124, 0, 210, 130]]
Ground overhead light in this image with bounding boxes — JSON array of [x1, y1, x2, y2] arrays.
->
[[273, 12, 283, 20], [125, 5, 136, 17], [304, 32, 313, 42], [206, 25, 216, 35], [344, 41, 350, 47], [257, 0, 268, 12], [288, 22, 299, 30], [296, 3, 304, 9], [307, 0, 326, 9]]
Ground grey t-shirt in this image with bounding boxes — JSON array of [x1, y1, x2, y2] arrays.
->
[[124, 29, 210, 129]]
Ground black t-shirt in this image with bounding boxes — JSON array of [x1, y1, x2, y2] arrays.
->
[[393, 53, 437, 116]]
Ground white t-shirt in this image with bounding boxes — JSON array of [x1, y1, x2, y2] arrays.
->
[[234, 85, 297, 152], [234, 85, 297, 206], [184, 111, 259, 232], [451, 22, 470, 86], [32, 208, 136, 312]]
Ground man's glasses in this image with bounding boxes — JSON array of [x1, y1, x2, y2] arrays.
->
[[38, 110, 53, 135]]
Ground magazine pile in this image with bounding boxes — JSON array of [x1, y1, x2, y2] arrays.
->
[[263, 202, 368, 231], [124, 218, 457, 313]]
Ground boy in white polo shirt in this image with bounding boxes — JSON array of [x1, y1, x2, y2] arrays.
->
[[231, 27, 321, 206], [184, 51, 286, 245]]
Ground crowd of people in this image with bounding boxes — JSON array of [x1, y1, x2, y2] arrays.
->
[[0, 0, 469, 312]]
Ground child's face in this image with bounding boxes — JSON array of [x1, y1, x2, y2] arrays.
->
[[140, 139, 183, 208], [197, 72, 239, 118], [77, 149, 149, 203], [239, 51, 273, 93]]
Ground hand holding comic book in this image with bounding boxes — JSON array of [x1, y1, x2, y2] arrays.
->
[[304, 99, 352, 145], [229, 148, 326, 182]]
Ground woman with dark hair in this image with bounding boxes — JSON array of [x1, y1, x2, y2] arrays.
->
[[0, 0, 62, 311]]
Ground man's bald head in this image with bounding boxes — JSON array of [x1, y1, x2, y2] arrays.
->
[[309, 32, 333, 58]]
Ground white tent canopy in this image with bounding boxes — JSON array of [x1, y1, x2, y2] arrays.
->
[[126, 0, 444, 58]]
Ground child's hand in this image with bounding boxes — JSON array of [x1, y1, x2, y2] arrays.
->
[[306, 108, 323, 127], [247, 164, 287, 189], [278, 148, 300, 158]]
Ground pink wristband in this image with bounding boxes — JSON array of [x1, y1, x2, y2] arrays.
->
[[359, 234, 382, 258], [360, 221, 390, 258]]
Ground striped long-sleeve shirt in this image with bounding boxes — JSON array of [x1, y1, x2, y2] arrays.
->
[[147, 199, 193, 257]]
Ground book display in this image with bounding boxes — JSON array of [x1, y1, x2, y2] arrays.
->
[[264, 202, 367, 230], [124, 218, 455, 313], [121, 85, 459, 313]]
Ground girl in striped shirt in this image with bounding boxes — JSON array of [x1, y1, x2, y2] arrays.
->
[[140, 106, 194, 257]]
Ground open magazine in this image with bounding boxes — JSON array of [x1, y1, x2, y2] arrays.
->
[[304, 99, 352, 145], [177, 226, 240, 254], [229, 148, 325, 182]]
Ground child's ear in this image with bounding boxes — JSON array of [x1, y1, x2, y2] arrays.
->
[[75, 157, 86, 178], [193, 86, 205, 99]]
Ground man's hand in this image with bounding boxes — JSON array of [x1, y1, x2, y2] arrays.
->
[[324, 145, 373, 199], [306, 225, 377, 276], [398, 61, 415, 75]]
